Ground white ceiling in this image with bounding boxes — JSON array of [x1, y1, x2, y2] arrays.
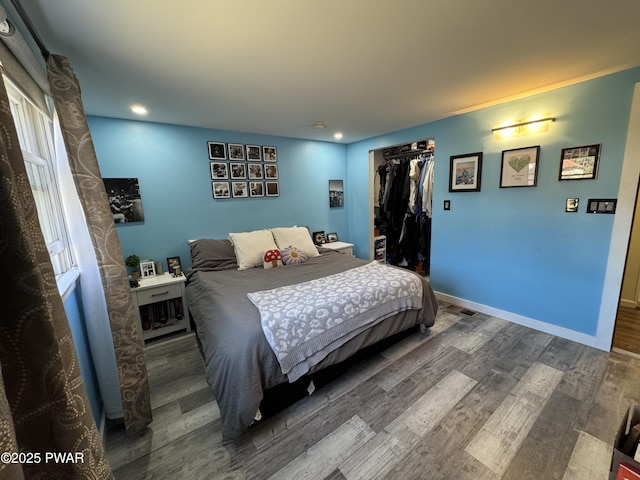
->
[[13, 0, 640, 143]]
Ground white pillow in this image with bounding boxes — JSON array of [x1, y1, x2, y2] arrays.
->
[[228, 229, 279, 270], [271, 227, 320, 258]]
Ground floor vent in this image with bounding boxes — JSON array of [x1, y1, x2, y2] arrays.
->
[[460, 309, 477, 316]]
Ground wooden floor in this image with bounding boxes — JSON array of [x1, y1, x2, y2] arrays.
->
[[105, 303, 640, 479], [612, 304, 640, 355]]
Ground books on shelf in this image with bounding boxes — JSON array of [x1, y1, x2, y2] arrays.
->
[[140, 298, 184, 330]]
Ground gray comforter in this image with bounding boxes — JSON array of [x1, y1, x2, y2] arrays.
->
[[186, 250, 438, 441]]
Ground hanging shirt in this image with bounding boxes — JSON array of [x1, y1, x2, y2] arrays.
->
[[422, 156, 434, 218], [408, 158, 422, 214]]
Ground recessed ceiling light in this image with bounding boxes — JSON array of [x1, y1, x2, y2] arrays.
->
[[334, 132, 343, 140], [131, 105, 147, 115], [313, 122, 326, 129]]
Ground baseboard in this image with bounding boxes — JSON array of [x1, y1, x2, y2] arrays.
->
[[434, 291, 606, 351], [619, 298, 638, 309]]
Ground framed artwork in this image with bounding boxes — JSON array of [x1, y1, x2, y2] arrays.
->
[[103, 177, 145, 224], [230, 162, 246, 179], [167, 256, 182, 275], [500, 146, 540, 188], [232, 181, 248, 198], [228, 143, 245, 161], [559, 144, 601, 181], [212, 181, 230, 199], [139, 260, 156, 278], [249, 181, 264, 197], [329, 179, 344, 208], [210, 162, 228, 179], [326, 232, 338, 242], [565, 198, 579, 213], [263, 146, 278, 162], [248, 163, 264, 179], [264, 164, 278, 179], [449, 152, 482, 192], [265, 181, 279, 197], [208, 142, 226, 160], [246, 145, 261, 161], [313, 231, 325, 245]]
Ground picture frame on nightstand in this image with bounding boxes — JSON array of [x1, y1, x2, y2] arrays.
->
[[139, 260, 156, 278], [326, 232, 338, 242]]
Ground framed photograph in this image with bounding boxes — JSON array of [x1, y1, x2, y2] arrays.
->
[[264, 164, 278, 179], [500, 146, 540, 188], [248, 163, 264, 179], [265, 181, 279, 197], [208, 142, 226, 160], [232, 181, 248, 198], [210, 162, 228, 179], [212, 181, 230, 199], [559, 144, 601, 181], [329, 179, 344, 208], [228, 143, 245, 161], [166, 256, 182, 275], [246, 145, 261, 161], [249, 181, 264, 197], [326, 232, 338, 242], [103, 177, 145, 224], [263, 146, 277, 162], [139, 260, 156, 278], [565, 198, 579, 213], [230, 162, 246, 179], [449, 152, 482, 192], [313, 231, 325, 245]]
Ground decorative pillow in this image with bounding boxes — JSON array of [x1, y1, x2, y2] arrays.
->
[[271, 227, 320, 259], [228, 229, 279, 270], [281, 245, 307, 265], [263, 249, 283, 269], [189, 239, 238, 271]]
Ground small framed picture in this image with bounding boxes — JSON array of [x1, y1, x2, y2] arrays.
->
[[208, 142, 226, 160], [565, 198, 579, 213], [228, 143, 245, 161], [139, 260, 156, 278], [326, 232, 338, 242], [167, 256, 182, 276], [230, 162, 246, 179], [249, 181, 264, 197], [210, 162, 228, 179], [246, 145, 261, 161], [449, 152, 482, 192], [313, 231, 325, 245], [264, 164, 278, 179], [232, 181, 248, 198], [559, 144, 601, 181], [265, 181, 279, 197], [263, 146, 277, 162], [500, 146, 540, 188], [212, 181, 230, 199], [248, 163, 264, 179]]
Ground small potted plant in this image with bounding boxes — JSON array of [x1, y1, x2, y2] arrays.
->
[[125, 254, 141, 277]]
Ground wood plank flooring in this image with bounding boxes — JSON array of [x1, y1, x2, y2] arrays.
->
[[612, 304, 640, 355], [105, 303, 640, 479]]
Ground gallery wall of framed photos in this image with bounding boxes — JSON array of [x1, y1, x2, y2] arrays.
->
[[208, 141, 280, 199]]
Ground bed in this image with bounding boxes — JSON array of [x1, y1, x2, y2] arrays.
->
[[185, 228, 438, 442]]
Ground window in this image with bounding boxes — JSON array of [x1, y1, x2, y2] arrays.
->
[[4, 76, 75, 278]]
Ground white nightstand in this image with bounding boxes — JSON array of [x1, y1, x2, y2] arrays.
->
[[323, 241, 354, 256], [130, 273, 191, 343]]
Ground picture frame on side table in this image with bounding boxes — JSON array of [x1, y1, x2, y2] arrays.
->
[[139, 260, 156, 278], [449, 152, 483, 192], [500, 146, 540, 188], [313, 231, 325, 245], [326, 232, 338, 242], [559, 144, 601, 181], [167, 256, 182, 276]]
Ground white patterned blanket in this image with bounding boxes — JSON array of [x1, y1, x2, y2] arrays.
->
[[247, 261, 423, 382]]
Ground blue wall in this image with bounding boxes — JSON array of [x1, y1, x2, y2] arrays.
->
[[88, 118, 349, 271], [63, 284, 102, 426], [348, 67, 640, 340]]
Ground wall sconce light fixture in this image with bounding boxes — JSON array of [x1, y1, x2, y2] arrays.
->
[[491, 116, 555, 137]]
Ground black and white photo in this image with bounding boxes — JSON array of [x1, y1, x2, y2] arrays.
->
[[210, 162, 229, 179], [248, 163, 264, 179], [208, 142, 226, 160], [329, 179, 344, 208], [232, 181, 248, 198], [246, 145, 261, 161], [265, 181, 279, 197], [212, 181, 230, 199], [264, 164, 278, 179], [230, 163, 247, 179], [263, 146, 277, 162], [228, 143, 245, 161], [103, 177, 145, 224], [249, 181, 264, 197]]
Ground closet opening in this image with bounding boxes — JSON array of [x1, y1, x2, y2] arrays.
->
[[371, 138, 435, 276]]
